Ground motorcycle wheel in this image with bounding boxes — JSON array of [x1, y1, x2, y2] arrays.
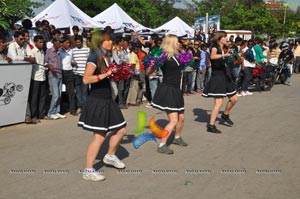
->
[[280, 72, 287, 84], [263, 77, 274, 91], [274, 71, 281, 84], [4, 97, 11, 104], [16, 84, 23, 92]]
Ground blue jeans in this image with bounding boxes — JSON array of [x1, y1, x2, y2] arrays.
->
[[204, 67, 212, 87], [182, 71, 193, 93], [231, 67, 241, 85], [286, 63, 292, 84], [48, 77, 62, 115], [149, 78, 158, 99], [196, 67, 206, 91], [74, 74, 88, 109], [191, 70, 196, 92]]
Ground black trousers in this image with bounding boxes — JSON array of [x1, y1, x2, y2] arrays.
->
[[117, 79, 130, 106], [29, 80, 47, 119], [63, 70, 76, 113]]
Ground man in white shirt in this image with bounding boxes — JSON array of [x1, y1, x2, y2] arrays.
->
[[8, 31, 36, 124], [239, 39, 256, 96], [7, 31, 35, 63], [29, 35, 48, 123], [59, 36, 77, 116]]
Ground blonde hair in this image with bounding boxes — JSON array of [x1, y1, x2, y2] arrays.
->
[[161, 34, 178, 59]]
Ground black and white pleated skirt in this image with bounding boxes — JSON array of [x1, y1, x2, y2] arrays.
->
[[151, 83, 184, 112], [202, 70, 237, 97], [78, 95, 126, 133]]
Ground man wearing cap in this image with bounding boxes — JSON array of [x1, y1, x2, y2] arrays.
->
[[279, 43, 294, 86]]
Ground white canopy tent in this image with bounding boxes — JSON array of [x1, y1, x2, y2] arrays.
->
[[93, 3, 153, 33], [31, 0, 102, 29], [154, 16, 195, 38]]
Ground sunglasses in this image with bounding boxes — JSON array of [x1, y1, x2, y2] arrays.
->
[[19, 38, 24, 41]]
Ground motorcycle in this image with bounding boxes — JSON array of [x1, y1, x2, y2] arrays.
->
[[247, 63, 276, 91], [0, 82, 23, 105], [273, 62, 290, 84]]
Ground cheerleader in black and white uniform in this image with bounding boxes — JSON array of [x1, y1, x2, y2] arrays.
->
[[202, 31, 238, 134], [151, 34, 188, 155], [78, 30, 126, 181]]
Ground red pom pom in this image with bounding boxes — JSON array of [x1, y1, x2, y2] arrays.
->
[[106, 63, 135, 81]]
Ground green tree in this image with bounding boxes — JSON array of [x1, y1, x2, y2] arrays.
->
[[193, 0, 265, 16], [222, 4, 277, 35], [0, 0, 42, 31], [192, 0, 300, 38]]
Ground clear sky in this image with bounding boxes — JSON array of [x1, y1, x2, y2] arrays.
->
[[33, 0, 54, 15]]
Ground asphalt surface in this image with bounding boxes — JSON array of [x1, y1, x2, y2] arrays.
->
[[1, 74, 300, 199]]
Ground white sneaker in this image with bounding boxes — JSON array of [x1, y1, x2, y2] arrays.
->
[[48, 114, 59, 120], [245, 91, 253, 95], [103, 154, 126, 169], [82, 168, 105, 181], [284, 82, 292, 86], [145, 102, 152, 108], [56, 113, 66, 119], [238, 91, 246, 97]]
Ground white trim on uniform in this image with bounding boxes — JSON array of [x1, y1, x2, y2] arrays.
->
[[151, 102, 184, 112], [78, 121, 126, 131], [202, 90, 237, 97], [87, 62, 97, 67]]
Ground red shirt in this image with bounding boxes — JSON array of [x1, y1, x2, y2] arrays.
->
[[138, 50, 147, 71]]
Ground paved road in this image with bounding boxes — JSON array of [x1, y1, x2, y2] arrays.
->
[[1, 75, 300, 199]]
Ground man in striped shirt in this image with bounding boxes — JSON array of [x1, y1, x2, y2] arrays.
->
[[72, 35, 90, 112]]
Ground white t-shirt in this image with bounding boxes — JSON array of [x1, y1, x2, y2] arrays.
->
[[243, 47, 256, 68], [31, 46, 46, 81], [59, 48, 73, 70], [7, 42, 33, 61]]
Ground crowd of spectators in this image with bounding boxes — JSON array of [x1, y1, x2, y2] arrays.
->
[[1, 19, 298, 124]]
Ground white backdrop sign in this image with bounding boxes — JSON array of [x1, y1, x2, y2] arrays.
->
[[0, 62, 32, 126]]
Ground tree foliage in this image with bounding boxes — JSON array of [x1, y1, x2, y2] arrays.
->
[[0, 0, 42, 31], [192, 0, 300, 38], [1, 0, 300, 38]]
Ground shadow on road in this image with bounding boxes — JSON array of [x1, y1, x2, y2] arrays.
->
[[193, 108, 234, 127], [193, 108, 210, 123], [94, 132, 130, 170]]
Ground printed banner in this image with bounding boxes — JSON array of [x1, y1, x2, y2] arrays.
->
[[0, 62, 32, 126], [194, 15, 220, 35]]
